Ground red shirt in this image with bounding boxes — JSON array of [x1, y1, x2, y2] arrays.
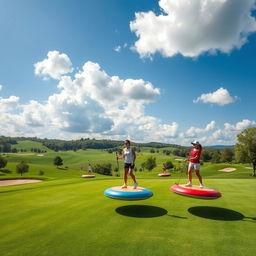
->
[[189, 148, 202, 163]]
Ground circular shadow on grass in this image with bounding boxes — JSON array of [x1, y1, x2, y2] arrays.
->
[[188, 206, 244, 221], [116, 205, 168, 218]]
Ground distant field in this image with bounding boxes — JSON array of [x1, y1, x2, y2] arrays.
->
[[10, 140, 53, 152], [0, 146, 253, 181]]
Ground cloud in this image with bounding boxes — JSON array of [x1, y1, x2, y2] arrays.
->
[[184, 121, 216, 138], [1, 51, 255, 146], [18, 55, 161, 136], [0, 96, 20, 112], [224, 119, 256, 131], [193, 87, 237, 106], [114, 43, 128, 53], [114, 46, 121, 52], [34, 50, 73, 80], [0, 84, 3, 91], [130, 0, 256, 58]]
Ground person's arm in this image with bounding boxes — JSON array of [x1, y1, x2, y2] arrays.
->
[[116, 149, 125, 160], [132, 148, 136, 165]]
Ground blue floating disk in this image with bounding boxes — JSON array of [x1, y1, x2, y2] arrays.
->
[[104, 186, 153, 201]]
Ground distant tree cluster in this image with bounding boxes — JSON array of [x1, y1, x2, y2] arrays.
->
[[235, 127, 256, 176], [0, 137, 17, 153], [93, 163, 112, 176]]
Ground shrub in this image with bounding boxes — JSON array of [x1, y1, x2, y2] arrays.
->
[[0, 156, 8, 169], [93, 162, 112, 176], [38, 170, 44, 176]]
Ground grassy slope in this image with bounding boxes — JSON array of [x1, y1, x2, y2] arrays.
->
[[1, 142, 255, 256], [0, 178, 255, 256]]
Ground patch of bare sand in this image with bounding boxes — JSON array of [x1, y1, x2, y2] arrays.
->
[[36, 154, 44, 157], [218, 167, 236, 172], [0, 179, 42, 186]]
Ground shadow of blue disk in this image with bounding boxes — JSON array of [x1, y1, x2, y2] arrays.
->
[[116, 205, 167, 218]]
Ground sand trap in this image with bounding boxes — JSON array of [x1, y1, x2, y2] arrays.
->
[[0, 179, 42, 186], [218, 168, 236, 172], [36, 154, 44, 157]]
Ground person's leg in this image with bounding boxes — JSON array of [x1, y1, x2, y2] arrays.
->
[[122, 168, 129, 188], [195, 170, 203, 187], [129, 169, 137, 183], [185, 164, 193, 186]]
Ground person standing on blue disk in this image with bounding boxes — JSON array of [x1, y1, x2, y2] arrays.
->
[[116, 139, 138, 189]]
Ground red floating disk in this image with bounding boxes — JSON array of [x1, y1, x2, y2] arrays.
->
[[158, 173, 171, 177], [170, 184, 221, 199], [81, 174, 95, 178]]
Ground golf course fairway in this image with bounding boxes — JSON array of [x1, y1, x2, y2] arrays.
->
[[0, 178, 255, 256]]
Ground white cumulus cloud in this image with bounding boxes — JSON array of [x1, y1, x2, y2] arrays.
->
[[193, 87, 237, 106], [0, 96, 20, 112], [130, 0, 256, 58], [34, 50, 73, 80], [184, 121, 216, 138]]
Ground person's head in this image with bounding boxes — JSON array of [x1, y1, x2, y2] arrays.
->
[[191, 140, 202, 149], [124, 139, 131, 147]]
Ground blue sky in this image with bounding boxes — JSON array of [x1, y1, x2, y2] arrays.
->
[[0, 0, 256, 145]]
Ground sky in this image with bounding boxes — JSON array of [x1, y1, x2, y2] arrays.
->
[[0, 0, 256, 146]]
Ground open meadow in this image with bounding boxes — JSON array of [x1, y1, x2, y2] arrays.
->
[[0, 141, 255, 256]]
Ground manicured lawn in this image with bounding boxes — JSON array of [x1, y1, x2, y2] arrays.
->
[[0, 178, 255, 256]]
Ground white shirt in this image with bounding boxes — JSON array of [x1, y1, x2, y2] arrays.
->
[[124, 147, 134, 163]]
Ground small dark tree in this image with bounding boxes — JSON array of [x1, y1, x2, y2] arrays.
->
[[201, 150, 212, 162], [165, 161, 174, 170], [54, 156, 63, 168], [211, 151, 221, 163], [0, 156, 8, 169], [220, 148, 234, 163], [93, 162, 112, 176], [144, 156, 157, 171], [16, 161, 29, 176]]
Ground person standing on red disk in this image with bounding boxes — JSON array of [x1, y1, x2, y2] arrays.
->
[[185, 140, 204, 188]]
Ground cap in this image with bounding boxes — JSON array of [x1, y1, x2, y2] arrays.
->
[[191, 140, 200, 145]]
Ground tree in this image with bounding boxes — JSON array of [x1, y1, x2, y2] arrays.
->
[[165, 161, 174, 170], [220, 148, 234, 163], [235, 127, 256, 176], [16, 161, 29, 176], [144, 156, 157, 171], [54, 156, 63, 168], [201, 150, 212, 162], [211, 151, 221, 163], [0, 156, 8, 169], [93, 162, 112, 176]]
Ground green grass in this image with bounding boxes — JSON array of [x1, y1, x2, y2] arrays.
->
[[0, 178, 255, 256], [1, 147, 255, 255], [10, 140, 53, 152]]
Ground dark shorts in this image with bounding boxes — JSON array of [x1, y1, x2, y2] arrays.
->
[[124, 163, 135, 169]]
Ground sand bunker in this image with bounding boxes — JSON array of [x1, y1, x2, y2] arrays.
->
[[36, 154, 44, 157], [218, 168, 236, 172], [0, 179, 42, 186]]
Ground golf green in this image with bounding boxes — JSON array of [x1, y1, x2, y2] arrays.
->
[[0, 179, 255, 256]]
